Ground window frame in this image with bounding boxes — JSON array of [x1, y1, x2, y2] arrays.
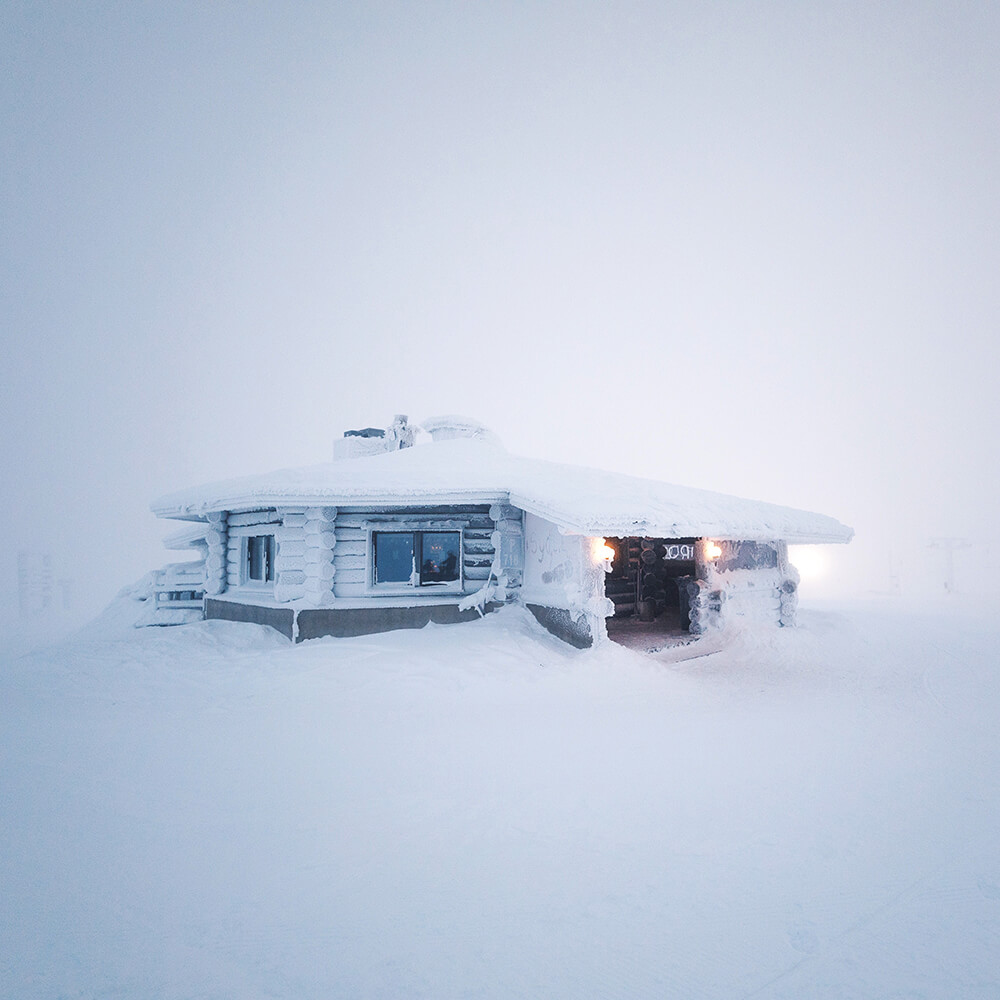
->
[[367, 525, 464, 595], [242, 533, 276, 587]]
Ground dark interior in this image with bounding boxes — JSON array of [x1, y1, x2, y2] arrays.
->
[[603, 536, 698, 637]]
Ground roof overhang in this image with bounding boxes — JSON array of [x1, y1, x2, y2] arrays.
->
[[151, 439, 854, 546]]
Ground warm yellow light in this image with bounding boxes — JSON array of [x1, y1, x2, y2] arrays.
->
[[704, 540, 723, 561], [591, 537, 616, 566]]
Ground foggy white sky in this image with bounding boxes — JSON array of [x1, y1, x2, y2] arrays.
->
[[2, 1, 998, 617]]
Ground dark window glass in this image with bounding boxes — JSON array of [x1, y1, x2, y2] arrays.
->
[[420, 532, 460, 584], [374, 533, 415, 584], [373, 530, 461, 586], [248, 536, 263, 580], [247, 535, 275, 582]]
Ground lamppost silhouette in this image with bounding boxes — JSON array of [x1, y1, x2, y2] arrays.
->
[[928, 538, 971, 594]]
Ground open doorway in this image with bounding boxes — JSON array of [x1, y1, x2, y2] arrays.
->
[[604, 537, 698, 649]]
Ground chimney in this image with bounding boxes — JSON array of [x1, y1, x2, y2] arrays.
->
[[333, 415, 414, 460]]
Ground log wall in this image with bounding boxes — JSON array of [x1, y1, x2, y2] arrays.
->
[[332, 506, 496, 599], [205, 510, 228, 597], [699, 539, 798, 629], [273, 506, 337, 606], [225, 509, 281, 591]]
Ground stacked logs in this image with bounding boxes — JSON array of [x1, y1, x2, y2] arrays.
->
[[204, 511, 227, 597], [779, 576, 798, 627], [274, 506, 337, 606], [679, 578, 725, 634]]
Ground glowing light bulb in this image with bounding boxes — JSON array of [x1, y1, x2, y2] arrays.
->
[[704, 540, 723, 561], [591, 538, 616, 567]]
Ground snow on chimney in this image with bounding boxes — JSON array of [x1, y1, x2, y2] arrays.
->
[[421, 415, 501, 446], [333, 415, 415, 460]]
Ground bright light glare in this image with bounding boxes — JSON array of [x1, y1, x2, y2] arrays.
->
[[591, 538, 616, 565], [704, 541, 723, 560], [789, 545, 828, 581]]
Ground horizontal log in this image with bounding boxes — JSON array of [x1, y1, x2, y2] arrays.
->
[[303, 526, 336, 545], [305, 507, 337, 522], [334, 539, 366, 558], [335, 554, 366, 571], [332, 514, 369, 528], [727, 585, 781, 598], [276, 556, 304, 575], [463, 539, 495, 555], [336, 512, 490, 530], [463, 556, 493, 568], [335, 526, 366, 542], [228, 510, 280, 528], [728, 596, 781, 611], [307, 549, 336, 568], [161, 569, 205, 583], [227, 525, 277, 539]]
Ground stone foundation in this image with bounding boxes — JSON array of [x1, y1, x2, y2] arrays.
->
[[205, 598, 500, 643]]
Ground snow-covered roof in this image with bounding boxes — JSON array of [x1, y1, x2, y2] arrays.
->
[[151, 438, 853, 545], [162, 523, 210, 550]]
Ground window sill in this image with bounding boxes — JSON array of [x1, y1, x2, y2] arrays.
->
[[366, 585, 465, 598]]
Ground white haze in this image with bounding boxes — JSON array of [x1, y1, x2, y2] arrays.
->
[[2, 2, 998, 621]]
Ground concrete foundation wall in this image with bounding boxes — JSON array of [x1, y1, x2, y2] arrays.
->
[[206, 597, 500, 642], [296, 603, 498, 641], [526, 604, 594, 649], [205, 598, 295, 640]]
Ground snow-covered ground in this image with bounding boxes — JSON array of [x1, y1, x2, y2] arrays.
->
[[2, 599, 998, 999]]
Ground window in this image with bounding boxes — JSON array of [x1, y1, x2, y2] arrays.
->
[[245, 534, 275, 584], [373, 531, 460, 588]]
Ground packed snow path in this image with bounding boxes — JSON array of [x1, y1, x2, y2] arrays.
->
[[2, 600, 998, 999]]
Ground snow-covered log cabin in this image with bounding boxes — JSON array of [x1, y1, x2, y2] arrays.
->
[[148, 415, 853, 649]]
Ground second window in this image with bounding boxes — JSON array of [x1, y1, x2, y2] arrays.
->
[[373, 531, 461, 587]]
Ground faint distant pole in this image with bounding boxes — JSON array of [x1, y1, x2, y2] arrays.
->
[[17, 550, 53, 617], [888, 546, 901, 596], [928, 537, 971, 594]]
